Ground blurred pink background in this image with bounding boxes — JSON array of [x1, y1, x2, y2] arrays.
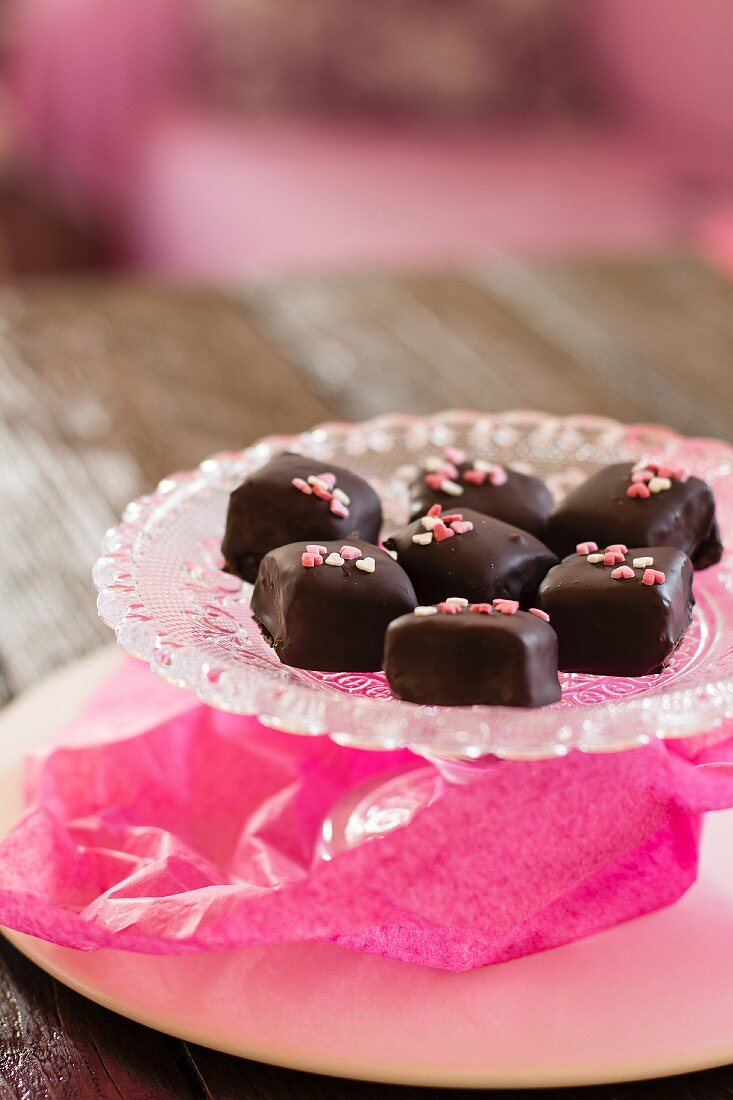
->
[[0, 0, 732, 278]]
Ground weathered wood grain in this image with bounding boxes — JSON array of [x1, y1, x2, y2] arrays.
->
[[0, 940, 194, 1100], [0, 282, 333, 694], [242, 256, 733, 438], [0, 259, 731, 1098]]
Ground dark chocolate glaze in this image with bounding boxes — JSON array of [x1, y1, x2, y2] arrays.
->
[[410, 464, 553, 538], [536, 546, 694, 676], [384, 508, 558, 608], [251, 539, 416, 672], [545, 462, 722, 570], [384, 608, 561, 708], [694, 516, 724, 570], [222, 453, 382, 583]]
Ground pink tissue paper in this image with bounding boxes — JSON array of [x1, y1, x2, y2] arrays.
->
[[1, 657, 733, 971]]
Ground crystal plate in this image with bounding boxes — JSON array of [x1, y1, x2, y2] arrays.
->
[[94, 411, 733, 761]]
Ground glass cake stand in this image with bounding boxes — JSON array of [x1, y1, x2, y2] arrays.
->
[[94, 411, 733, 851]]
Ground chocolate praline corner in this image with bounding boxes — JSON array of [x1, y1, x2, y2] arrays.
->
[[385, 604, 561, 707], [545, 461, 721, 569], [384, 507, 557, 607], [251, 539, 416, 671], [409, 449, 553, 538], [221, 452, 382, 583], [537, 544, 694, 676]]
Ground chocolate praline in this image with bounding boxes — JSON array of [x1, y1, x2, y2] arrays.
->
[[536, 545, 694, 676], [384, 604, 561, 707], [251, 539, 416, 672], [545, 461, 721, 569], [409, 450, 553, 538], [384, 507, 557, 608], [222, 452, 382, 583]]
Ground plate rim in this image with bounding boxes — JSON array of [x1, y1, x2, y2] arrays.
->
[[3, 925, 733, 1090]]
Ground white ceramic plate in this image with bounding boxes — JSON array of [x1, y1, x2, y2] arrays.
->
[[1, 649, 733, 1089]]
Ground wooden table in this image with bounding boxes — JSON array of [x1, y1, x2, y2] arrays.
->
[[1, 256, 732, 1098]]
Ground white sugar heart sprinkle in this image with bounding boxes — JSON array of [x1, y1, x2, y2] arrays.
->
[[355, 556, 375, 573], [424, 455, 447, 472], [440, 479, 464, 496], [421, 515, 440, 530], [586, 553, 605, 564], [412, 532, 433, 545], [413, 605, 438, 616], [385, 548, 398, 560], [472, 459, 494, 473], [325, 552, 344, 567], [633, 556, 654, 568], [332, 487, 351, 505], [445, 596, 469, 606], [632, 458, 650, 473], [649, 476, 672, 493]]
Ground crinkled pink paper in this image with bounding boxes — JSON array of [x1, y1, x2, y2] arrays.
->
[[1, 658, 733, 971]]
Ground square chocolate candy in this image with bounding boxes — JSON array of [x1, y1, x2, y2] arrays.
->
[[545, 462, 721, 569], [384, 601, 561, 707], [409, 446, 553, 539], [251, 539, 416, 671], [384, 507, 557, 608], [222, 452, 382, 583], [536, 545, 694, 676]]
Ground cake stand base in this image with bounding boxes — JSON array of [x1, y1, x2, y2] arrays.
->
[[2, 648, 733, 1089]]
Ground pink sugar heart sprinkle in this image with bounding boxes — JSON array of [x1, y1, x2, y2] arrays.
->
[[627, 482, 650, 499], [433, 522, 455, 542], [470, 603, 492, 614], [306, 544, 327, 556], [329, 498, 349, 518], [529, 607, 551, 621], [605, 544, 628, 554], [604, 551, 624, 565], [576, 541, 598, 555], [425, 473, 444, 491], [437, 601, 462, 614], [610, 565, 635, 580], [631, 470, 654, 483], [312, 483, 333, 501], [427, 504, 442, 517], [317, 472, 337, 489], [301, 553, 316, 567], [340, 545, 362, 560], [642, 568, 665, 586], [463, 469, 486, 486], [438, 463, 459, 480], [451, 521, 474, 534], [489, 466, 508, 486], [442, 513, 463, 524], [313, 554, 324, 565], [646, 461, 682, 480], [492, 598, 519, 615], [291, 477, 312, 495], [444, 447, 466, 466]]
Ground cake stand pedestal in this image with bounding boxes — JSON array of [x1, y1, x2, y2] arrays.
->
[[1, 648, 733, 1089]]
